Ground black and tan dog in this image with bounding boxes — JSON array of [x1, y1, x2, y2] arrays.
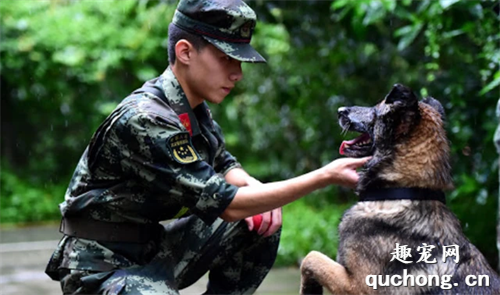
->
[[300, 84, 500, 294]]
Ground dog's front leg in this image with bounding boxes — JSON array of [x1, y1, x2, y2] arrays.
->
[[300, 275, 323, 295], [300, 251, 360, 295]]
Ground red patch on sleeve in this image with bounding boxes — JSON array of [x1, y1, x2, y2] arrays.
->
[[178, 113, 192, 136]]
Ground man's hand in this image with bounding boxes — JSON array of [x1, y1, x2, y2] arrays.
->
[[321, 156, 371, 188], [243, 176, 282, 237], [246, 207, 282, 237]]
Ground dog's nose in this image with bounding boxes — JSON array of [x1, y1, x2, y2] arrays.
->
[[338, 107, 349, 118]]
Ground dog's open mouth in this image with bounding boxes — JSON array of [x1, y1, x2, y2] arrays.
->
[[339, 132, 373, 157]]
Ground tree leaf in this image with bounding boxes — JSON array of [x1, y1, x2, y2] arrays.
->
[[362, 1, 386, 25], [395, 23, 423, 51], [331, 0, 351, 10], [439, 0, 460, 9], [479, 70, 500, 96]]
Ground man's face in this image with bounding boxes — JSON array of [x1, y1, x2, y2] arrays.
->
[[186, 43, 243, 105]]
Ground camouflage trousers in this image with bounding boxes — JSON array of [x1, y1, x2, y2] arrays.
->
[[58, 216, 281, 295]]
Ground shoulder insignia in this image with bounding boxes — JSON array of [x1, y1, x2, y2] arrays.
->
[[167, 132, 199, 164]]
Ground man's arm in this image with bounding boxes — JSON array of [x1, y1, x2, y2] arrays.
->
[[224, 167, 259, 187], [220, 157, 370, 222], [225, 167, 282, 236]]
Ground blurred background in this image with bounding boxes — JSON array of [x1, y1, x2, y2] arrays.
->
[[1, 0, 499, 275]]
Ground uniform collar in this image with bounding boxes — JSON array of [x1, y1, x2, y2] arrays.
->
[[158, 66, 214, 136]]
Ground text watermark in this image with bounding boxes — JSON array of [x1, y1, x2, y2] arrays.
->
[[365, 243, 490, 290]]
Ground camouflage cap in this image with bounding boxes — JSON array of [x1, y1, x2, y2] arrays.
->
[[172, 0, 266, 63]]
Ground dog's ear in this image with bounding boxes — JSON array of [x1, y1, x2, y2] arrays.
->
[[385, 84, 418, 106], [422, 97, 446, 121], [383, 84, 420, 138]]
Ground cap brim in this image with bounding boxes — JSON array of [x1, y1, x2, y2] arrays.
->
[[203, 36, 266, 63]]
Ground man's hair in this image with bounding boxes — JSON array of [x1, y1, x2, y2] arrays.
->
[[168, 23, 209, 65]]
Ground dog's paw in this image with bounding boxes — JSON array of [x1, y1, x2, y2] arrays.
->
[[300, 255, 314, 278], [300, 251, 325, 295], [301, 251, 325, 275]]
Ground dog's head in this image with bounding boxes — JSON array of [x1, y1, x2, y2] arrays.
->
[[338, 84, 453, 192]]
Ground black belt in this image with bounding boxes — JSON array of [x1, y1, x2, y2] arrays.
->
[[359, 187, 446, 204], [60, 217, 161, 243]]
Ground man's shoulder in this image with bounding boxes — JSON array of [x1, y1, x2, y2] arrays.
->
[[115, 93, 181, 128], [89, 93, 184, 151]]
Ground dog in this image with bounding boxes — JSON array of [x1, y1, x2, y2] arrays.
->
[[300, 84, 500, 294]]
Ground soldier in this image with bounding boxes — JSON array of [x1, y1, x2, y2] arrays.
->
[[45, 0, 370, 294]]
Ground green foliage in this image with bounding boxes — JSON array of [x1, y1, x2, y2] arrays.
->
[[0, 0, 173, 181], [1, 166, 64, 224], [277, 193, 352, 266], [1, 0, 499, 266]]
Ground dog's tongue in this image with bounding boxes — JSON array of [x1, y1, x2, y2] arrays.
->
[[339, 139, 357, 155], [339, 133, 370, 155]]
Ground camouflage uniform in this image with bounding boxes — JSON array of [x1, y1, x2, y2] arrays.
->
[[45, 1, 279, 294]]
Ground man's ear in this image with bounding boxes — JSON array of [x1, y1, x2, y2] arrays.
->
[[175, 39, 194, 65]]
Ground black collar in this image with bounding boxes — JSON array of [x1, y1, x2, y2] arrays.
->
[[359, 187, 446, 204]]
